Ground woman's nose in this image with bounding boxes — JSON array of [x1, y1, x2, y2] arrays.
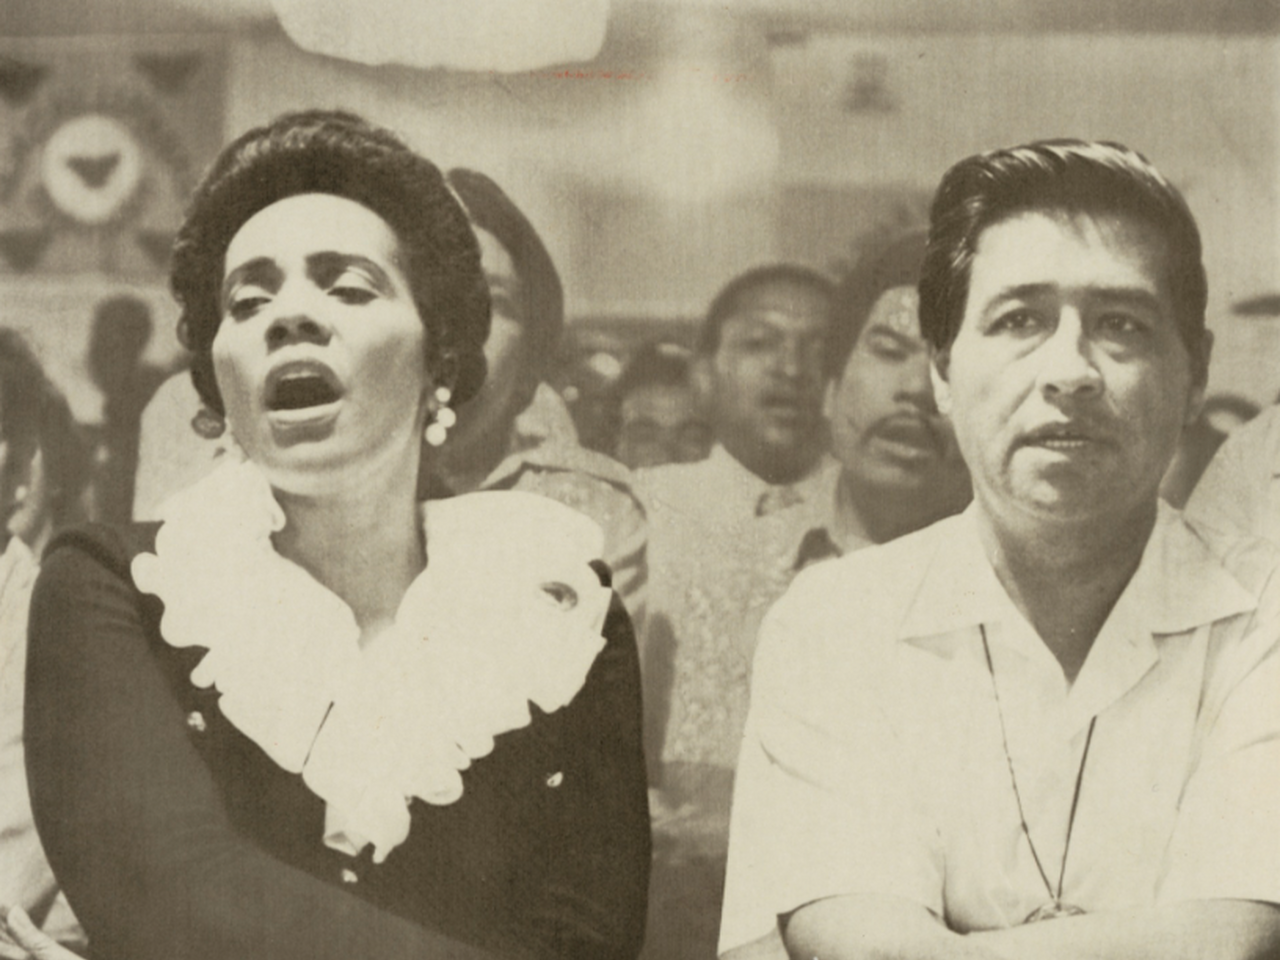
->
[[265, 292, 331, 349]]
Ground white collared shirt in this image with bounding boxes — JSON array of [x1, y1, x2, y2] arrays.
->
[[1187, 403, 1280, 548], [719, 503, 1280, 953], [637, 446, 838, 772]]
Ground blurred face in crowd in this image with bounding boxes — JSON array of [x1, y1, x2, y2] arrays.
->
[[827, 284, 968, 506], [615, 381, 712, 470], [932, 209, 1205, 532], [214, 193, 430, 494], [697, 280, 831, 483], [0, 391, 23, 542], [439, 227, 537, 473]]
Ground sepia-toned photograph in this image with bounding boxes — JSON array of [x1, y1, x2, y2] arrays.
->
[[1, 1, 1278, 958]]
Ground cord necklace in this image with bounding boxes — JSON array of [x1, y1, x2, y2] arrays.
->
[[980, 625, 1096, 923]]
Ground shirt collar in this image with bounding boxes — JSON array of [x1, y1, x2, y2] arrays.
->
[[476, 383, 581, 490], [894, 501, 1260, 732], [897, 501, 1257, 641], [1266, 407, 1280, 475], [702, 444, 839, 519]]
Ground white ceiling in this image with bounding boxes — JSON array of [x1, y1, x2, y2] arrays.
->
[[2, 0, 1276, 39]]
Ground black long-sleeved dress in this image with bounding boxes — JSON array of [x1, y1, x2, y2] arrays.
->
[[24, 522, 650, 960]]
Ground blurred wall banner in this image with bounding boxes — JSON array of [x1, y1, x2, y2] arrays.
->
[[0, 36, 226, 278]]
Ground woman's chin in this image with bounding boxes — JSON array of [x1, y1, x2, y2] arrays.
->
[[244, 433, 424, 503]]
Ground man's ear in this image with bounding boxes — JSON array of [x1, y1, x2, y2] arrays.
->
[[930, 348, 952, 417], [690, 354, 714, 408], [1184, 328, 1214, 427], [822, 375, 838, 422]]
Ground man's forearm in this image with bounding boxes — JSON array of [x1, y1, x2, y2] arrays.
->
[[783, 895, 1005, 960], [782, 896, 1280, 960], [969, 900, 1280, 960]]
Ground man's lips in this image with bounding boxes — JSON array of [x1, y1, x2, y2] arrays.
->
[[264, 360, 344, 412], [1017, 421, 1110, 451], [760, 393, 814, 418], [871, 414, 943, 455]]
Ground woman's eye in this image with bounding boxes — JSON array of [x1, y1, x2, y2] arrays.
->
[[226, 295, 269, 321], [330, 285, 377, 305]]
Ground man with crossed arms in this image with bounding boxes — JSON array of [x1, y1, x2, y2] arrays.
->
[[720, 140, 1279, 960]]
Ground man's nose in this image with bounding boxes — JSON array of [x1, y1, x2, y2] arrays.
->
[[897, 355, 937, 412], [1037, 312, 1102, 399], [771, 337, 801, 379]]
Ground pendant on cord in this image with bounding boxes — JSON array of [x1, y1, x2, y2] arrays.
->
[[1023, 900, 1087, 924]]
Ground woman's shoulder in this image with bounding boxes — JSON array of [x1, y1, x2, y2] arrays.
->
[[426, 489, 606, 568], [41, 522, 162, 581]]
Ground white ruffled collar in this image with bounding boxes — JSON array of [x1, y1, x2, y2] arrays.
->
[[131, 455, 611, 863]]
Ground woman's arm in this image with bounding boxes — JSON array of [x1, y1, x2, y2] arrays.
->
[[531, 591, 651, 960], [24, 532, 517, 960]]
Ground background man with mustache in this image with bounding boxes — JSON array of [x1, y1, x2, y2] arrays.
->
[[720, 140, 1280, 960], [795, 229, 971, 568]]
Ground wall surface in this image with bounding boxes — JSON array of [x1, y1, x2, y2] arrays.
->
[[3, 21, 1279, 409]]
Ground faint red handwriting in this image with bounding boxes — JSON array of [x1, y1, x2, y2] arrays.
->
[[518, 69, 750, 83]]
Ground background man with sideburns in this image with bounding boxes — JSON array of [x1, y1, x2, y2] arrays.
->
[[719, 140, 1280, 960]]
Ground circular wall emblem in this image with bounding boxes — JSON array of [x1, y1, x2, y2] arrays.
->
[[39, 113, 144, 226]]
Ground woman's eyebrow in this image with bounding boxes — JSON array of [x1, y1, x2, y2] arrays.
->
[[307, 252, 397, 295], [221, 257, 282, 303]]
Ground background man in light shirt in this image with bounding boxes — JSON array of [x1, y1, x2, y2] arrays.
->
[[1185, 401, 1280, 547], [637, 263, 836, 960], [721, 140, 1280, 960]]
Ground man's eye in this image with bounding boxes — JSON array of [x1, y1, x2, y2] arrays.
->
[[988, 310, 1040, 335], [226, 295, 269, 320], [1096, 313, 1145, 336], [866, 338, 907, 361]]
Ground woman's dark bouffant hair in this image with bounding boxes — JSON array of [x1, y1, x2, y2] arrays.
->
[[171, 110, 491, 414]]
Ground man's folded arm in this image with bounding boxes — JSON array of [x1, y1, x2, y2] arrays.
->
[[783, 895, 1280, 960]]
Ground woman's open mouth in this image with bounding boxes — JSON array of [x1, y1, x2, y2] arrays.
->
[[264, 361, 345, 422], [265, 361, 343, 410]]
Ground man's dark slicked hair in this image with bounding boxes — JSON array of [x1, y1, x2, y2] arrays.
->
[[171, 109, 491, 414], [919, 139, 1209, 383], [697, 263, 836, 357], [829, 229, 928, 379]]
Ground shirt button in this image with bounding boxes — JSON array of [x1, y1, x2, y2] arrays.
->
[[186, 711, 207, 733], [545, 771, 564, 788], [340, 868, 359, 885]]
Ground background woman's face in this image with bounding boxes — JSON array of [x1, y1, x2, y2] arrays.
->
[[439, 227, 535, 469], [213, 193, 430, 492]]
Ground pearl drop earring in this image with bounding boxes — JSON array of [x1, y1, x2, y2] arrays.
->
[[425, 385, 456, 447]]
